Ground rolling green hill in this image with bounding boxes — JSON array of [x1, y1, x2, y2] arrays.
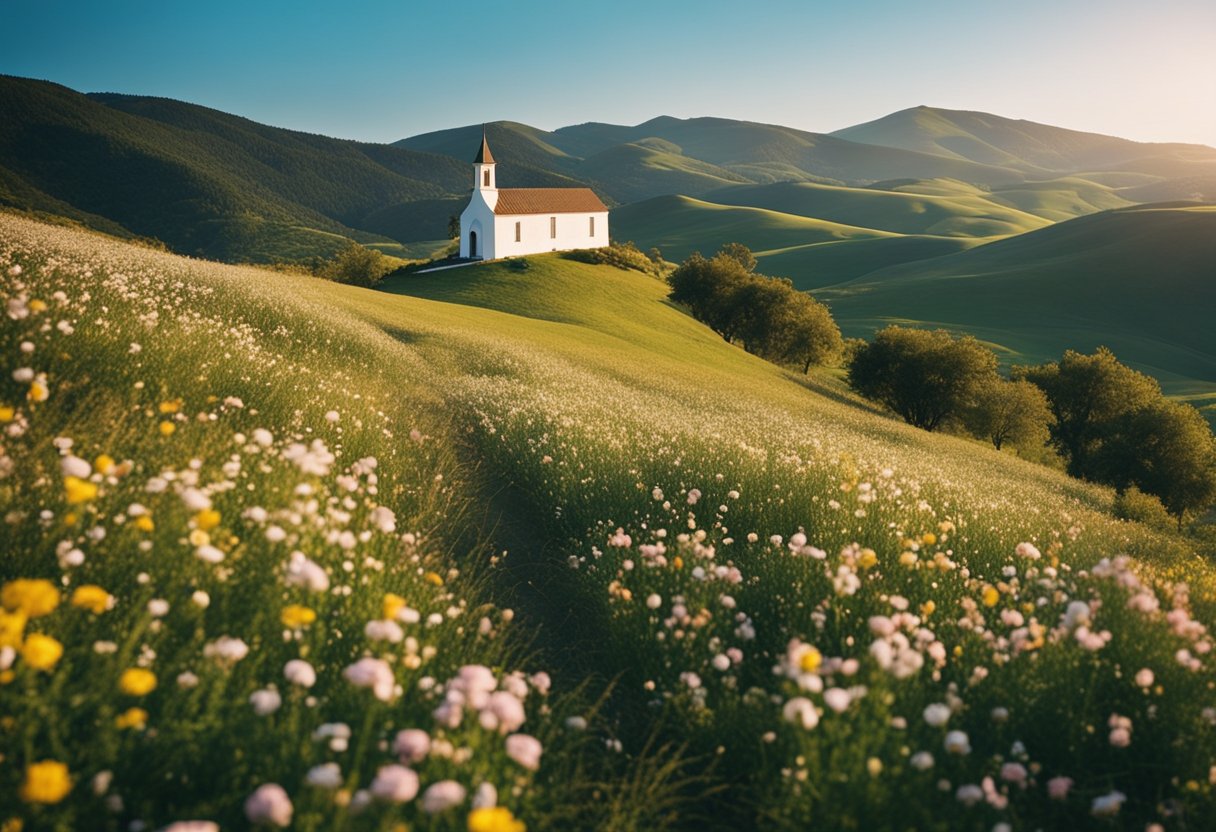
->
[[6, 212, 1213, 830], [700, 180, 1050, 237], [822, 204, 1216, 411], [0, 75, 482, 261]]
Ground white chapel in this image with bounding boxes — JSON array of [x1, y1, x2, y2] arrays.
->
[[459, 133, 609, 260]]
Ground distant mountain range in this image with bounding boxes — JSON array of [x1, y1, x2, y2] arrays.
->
[[3, 74, 1215, 264]]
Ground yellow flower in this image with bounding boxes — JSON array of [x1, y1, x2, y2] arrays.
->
[[19, 760, 71, 804], [94, 454, 116, 475], [28, 299, 47, 312], [982, 585, 1000, 607], [858, 548, 878, 569], [382, 593, 406, 621], [0, 610, 27, 648], [194, 509, 221, 531], [115, 707, 148, 730], [119, 668, 157, 696], [424, 571, 444, 587], [63, 476, 98, 504], [281, 604, 317, 628], [21, 634, 64, 671], [921, 532, 937, 546], [188, 529, 210, 547], [672, 555, 684, 570], [920, 600, 936, 617], [70, 585, 112, 614], [468, 806, 526, 832], [133, 515, 155, 532], [799, 647, 822, 673], [27, 381, 49, 403], [2, 816, 24, 832], [0, 405, 14, 423], [158, 420, 176, 436], [899, 550, 918, 567], [158, 399, 182, 414], [2, 579, 60, 617]]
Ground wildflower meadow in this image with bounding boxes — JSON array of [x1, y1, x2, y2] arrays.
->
[[2, 213, 1215, 830]]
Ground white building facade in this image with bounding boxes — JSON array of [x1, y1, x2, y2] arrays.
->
[[459, 134, 609, 260]]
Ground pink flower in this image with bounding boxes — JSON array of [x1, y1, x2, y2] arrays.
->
[[505, 733, 543, 771], [393, 729, 431, 763], [369, 765, 419, 803], [420, 780, 466, 813], [244, 784, 292, 827], [343, 657, 395, 701], [1047, 776, 1073, 800]]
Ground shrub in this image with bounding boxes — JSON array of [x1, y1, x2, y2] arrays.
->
[[566, 241, 663, 276], [321, 242, 395, 287], [1113, 486, 1175, 531]]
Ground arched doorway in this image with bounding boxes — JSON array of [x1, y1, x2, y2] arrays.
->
[[469, 230, 478, 258]]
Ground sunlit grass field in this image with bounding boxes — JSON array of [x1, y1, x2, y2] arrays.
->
[[3, 213, 1215, 830]]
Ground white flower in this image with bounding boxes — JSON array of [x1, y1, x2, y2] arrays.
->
[[284, 659, 317, 687], [325, 410, 340, 423], [61, 455, 91, 478], [176, 671, 200, 689], [421, 780, 467, 813], [250, 688, 282, 716], [203, 636, 249, 664], [191, 590, 211, 609], [823, 687, 851, 713], [286, 552, 329, 592], [646, 593, 662, 610], [956, 783, 984, 807], [158, 823, 219, 832], [1015, 542, 1041, 559], [365, 619, 404, 643], [910, 751, 934, 771], [1135, 668, 1154, 688], [782, 697, 819, 729], [472, 781, 497, 809], [244, 783, 292, 827], [305, 763, 342, 790], [147, 599, 170, 617], [922, 703, 951, 727], [369, 764, 419, 803], [393, 729, 431, 763], [195, 544, 225, 564], [944, 730, 971, 755], [343, 657, 395, 701], [181, 487, 212, 512], [1091, 790, 1127, 817], [505, 733, 543, 771], [369, 506, 396, 534]]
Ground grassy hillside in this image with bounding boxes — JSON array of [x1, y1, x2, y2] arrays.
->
[[0, 76, 477, 261], [701, 181, 1050, 237], [833, 105, 1216, 177], [822, 204, 1216, 412], [4, 213, 1216, 830]]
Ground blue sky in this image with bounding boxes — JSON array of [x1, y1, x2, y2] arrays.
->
[[3, 0, 1214, 145]]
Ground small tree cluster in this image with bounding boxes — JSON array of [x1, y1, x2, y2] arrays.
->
[[667, 244, 842, 372], [1020, 348, 1216, 525], [321, 242, 396, 288]]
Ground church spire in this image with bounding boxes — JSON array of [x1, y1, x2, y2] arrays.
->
[[473, 127, 495, 164]]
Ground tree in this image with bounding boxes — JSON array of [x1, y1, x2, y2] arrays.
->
[[775, 290, 842, 372], [1018, 348, 1160, 480], [962, 377, 1053, 452], [447, 214, 461, 240], [666, 250, 752, 342], [322, 243, 395, 288], [1094, 399, 1216, 526], [848, 327, 998, 431], [718, 242, 757, 273]]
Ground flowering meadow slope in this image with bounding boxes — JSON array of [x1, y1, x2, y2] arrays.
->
[[3, 213, 1215, 830]]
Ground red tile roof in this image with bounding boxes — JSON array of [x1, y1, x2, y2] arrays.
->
[[493, 188, 608, 215]]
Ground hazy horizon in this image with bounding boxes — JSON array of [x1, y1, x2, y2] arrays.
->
[[4, 0, 1215, 147]]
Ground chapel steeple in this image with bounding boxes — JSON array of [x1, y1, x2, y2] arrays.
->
[[473, 129, 496, 190]]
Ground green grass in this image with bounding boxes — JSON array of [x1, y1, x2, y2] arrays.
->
[[4, 214, 1216, 831]]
